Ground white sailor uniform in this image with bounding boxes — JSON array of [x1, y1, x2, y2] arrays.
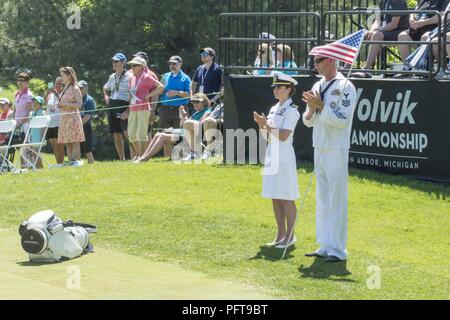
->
[[262, 98, 300, 201], [302, 72, 357, 260]]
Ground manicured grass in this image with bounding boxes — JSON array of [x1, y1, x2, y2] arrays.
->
[[0, 158, 448, 299]]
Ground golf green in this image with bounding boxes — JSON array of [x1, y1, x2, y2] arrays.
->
[[0, 229, 274, 300]]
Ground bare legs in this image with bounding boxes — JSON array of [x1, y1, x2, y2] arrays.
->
[[271, 199, 297, 245], [136, 133, 176, 162], [49, 138, 65, 164]]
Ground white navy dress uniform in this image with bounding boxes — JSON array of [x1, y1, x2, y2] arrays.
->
[[262, 72, 300, 201], [302, 72, 357, 260]]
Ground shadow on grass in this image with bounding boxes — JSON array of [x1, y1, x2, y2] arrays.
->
[[297, 161, 449, 199], [250, 245, 296, 261], [298, 257, 356, 283], [16, 261, 63, 267]]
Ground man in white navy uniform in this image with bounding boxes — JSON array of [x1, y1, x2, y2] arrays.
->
[[301, 54, 357, 262]]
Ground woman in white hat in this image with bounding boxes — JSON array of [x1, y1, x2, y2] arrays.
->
[[253, 72, 300, 249]]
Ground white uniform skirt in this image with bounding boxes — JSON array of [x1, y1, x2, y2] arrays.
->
[[262, 141, 299, 201]]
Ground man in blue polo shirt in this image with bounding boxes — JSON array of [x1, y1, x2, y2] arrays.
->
[[191, 47, 223, 106], [160, 55, 192, 130]]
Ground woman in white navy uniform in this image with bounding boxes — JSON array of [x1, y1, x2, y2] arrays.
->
[[254, 72, 300, 249]]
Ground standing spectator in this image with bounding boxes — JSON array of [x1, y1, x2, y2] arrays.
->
[[276, 44, 299, 75], [131, 51, 159, 79], [0, 98, 14, 145], [253, 43, 275, 75], [57, 67, 85, 166], [191, 48, 223, 106], [14, 72, 34, 168], [354, 0, 410, 78], [160, 55, 192, 156], [104, 53, 132, 161], [29, 96, 45, 169], [126, 56, 164, 159], [45, 77, 65, 165], [78, 81, 96, 164], [131, 51, 159, 144]]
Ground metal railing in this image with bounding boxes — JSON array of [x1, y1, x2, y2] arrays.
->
[[220, 4, 450, 79], [219, 12, 321, 75], [225, 0, 377, 14], [323, 10, 443, 78]]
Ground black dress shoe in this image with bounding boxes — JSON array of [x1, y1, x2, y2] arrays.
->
[[325, 255, 343, 263], [305, 252, 326, 258]]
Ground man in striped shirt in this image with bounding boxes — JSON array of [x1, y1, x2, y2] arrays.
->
[[103, 53, 132, 160]]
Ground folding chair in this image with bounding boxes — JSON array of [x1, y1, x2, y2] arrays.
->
[[0, 119, 18, 173], [11, 116, 51, 171]]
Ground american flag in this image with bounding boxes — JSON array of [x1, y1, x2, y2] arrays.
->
[[309, 29, 366, 65]]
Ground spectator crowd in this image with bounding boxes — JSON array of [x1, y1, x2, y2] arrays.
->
[[2, 0, 450, 168], [0, 47, 226, 168]]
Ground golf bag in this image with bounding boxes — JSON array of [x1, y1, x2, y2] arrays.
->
[[19, 210, 96, 263]]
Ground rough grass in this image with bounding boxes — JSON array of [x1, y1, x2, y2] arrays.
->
[[0, 157, 448, 300]]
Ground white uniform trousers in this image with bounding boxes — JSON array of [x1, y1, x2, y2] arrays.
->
[[314, 148, 349, 260]]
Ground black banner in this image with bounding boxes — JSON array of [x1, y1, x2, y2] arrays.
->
[[224, 75, 450, 183]]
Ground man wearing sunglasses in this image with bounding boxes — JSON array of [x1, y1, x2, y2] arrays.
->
[[302, 54, 357, 263], [191, 47, 223, 106], [159, 56, 192, 156]]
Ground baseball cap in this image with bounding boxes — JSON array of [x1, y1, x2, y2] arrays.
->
[[112, 53, 127, 63], [133, 52, 149, 62], [0, 98, 11, 105], [168, 56, 182, 64], [32, 96, 45, 105], [200, 47, 216, 57], [259, 32, 276, 40], [78, 80, 88, 88]]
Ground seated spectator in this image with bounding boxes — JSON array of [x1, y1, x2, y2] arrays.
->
[[78, 80, 96, 164], [181, 93, 211, 161], [354, 0, 410, 78], [276, 44, 299, 75], [134, 93, 211, 163], [0, 98, 14, 145], [254, 33, 276, 74], [29, 96, 45, 169], [421, 2, 450, 72], [253, 43, 275, 75], [201, 99, 224, 160], [395, 0, 449, 76], [430, 30, 450, 71]]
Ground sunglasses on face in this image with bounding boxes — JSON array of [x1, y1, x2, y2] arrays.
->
[[201, 52, 210, 57], [169, 62, 178, 66], [258, 50, 267, 54], [314, 57, 327, 64]]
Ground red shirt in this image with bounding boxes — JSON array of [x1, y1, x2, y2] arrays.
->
[[129, 70, 157, 111]]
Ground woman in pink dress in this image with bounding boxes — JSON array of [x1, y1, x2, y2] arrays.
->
[[57, 67, 85, 163]]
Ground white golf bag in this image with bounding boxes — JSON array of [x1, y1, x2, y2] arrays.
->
[[19, 210, 96, 263]]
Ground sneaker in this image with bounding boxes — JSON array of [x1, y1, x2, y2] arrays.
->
[[182, 152, 195, 162], [71, 160, 84, 167], [202, 149, 212, 160], [182, 152, 202, 162]]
